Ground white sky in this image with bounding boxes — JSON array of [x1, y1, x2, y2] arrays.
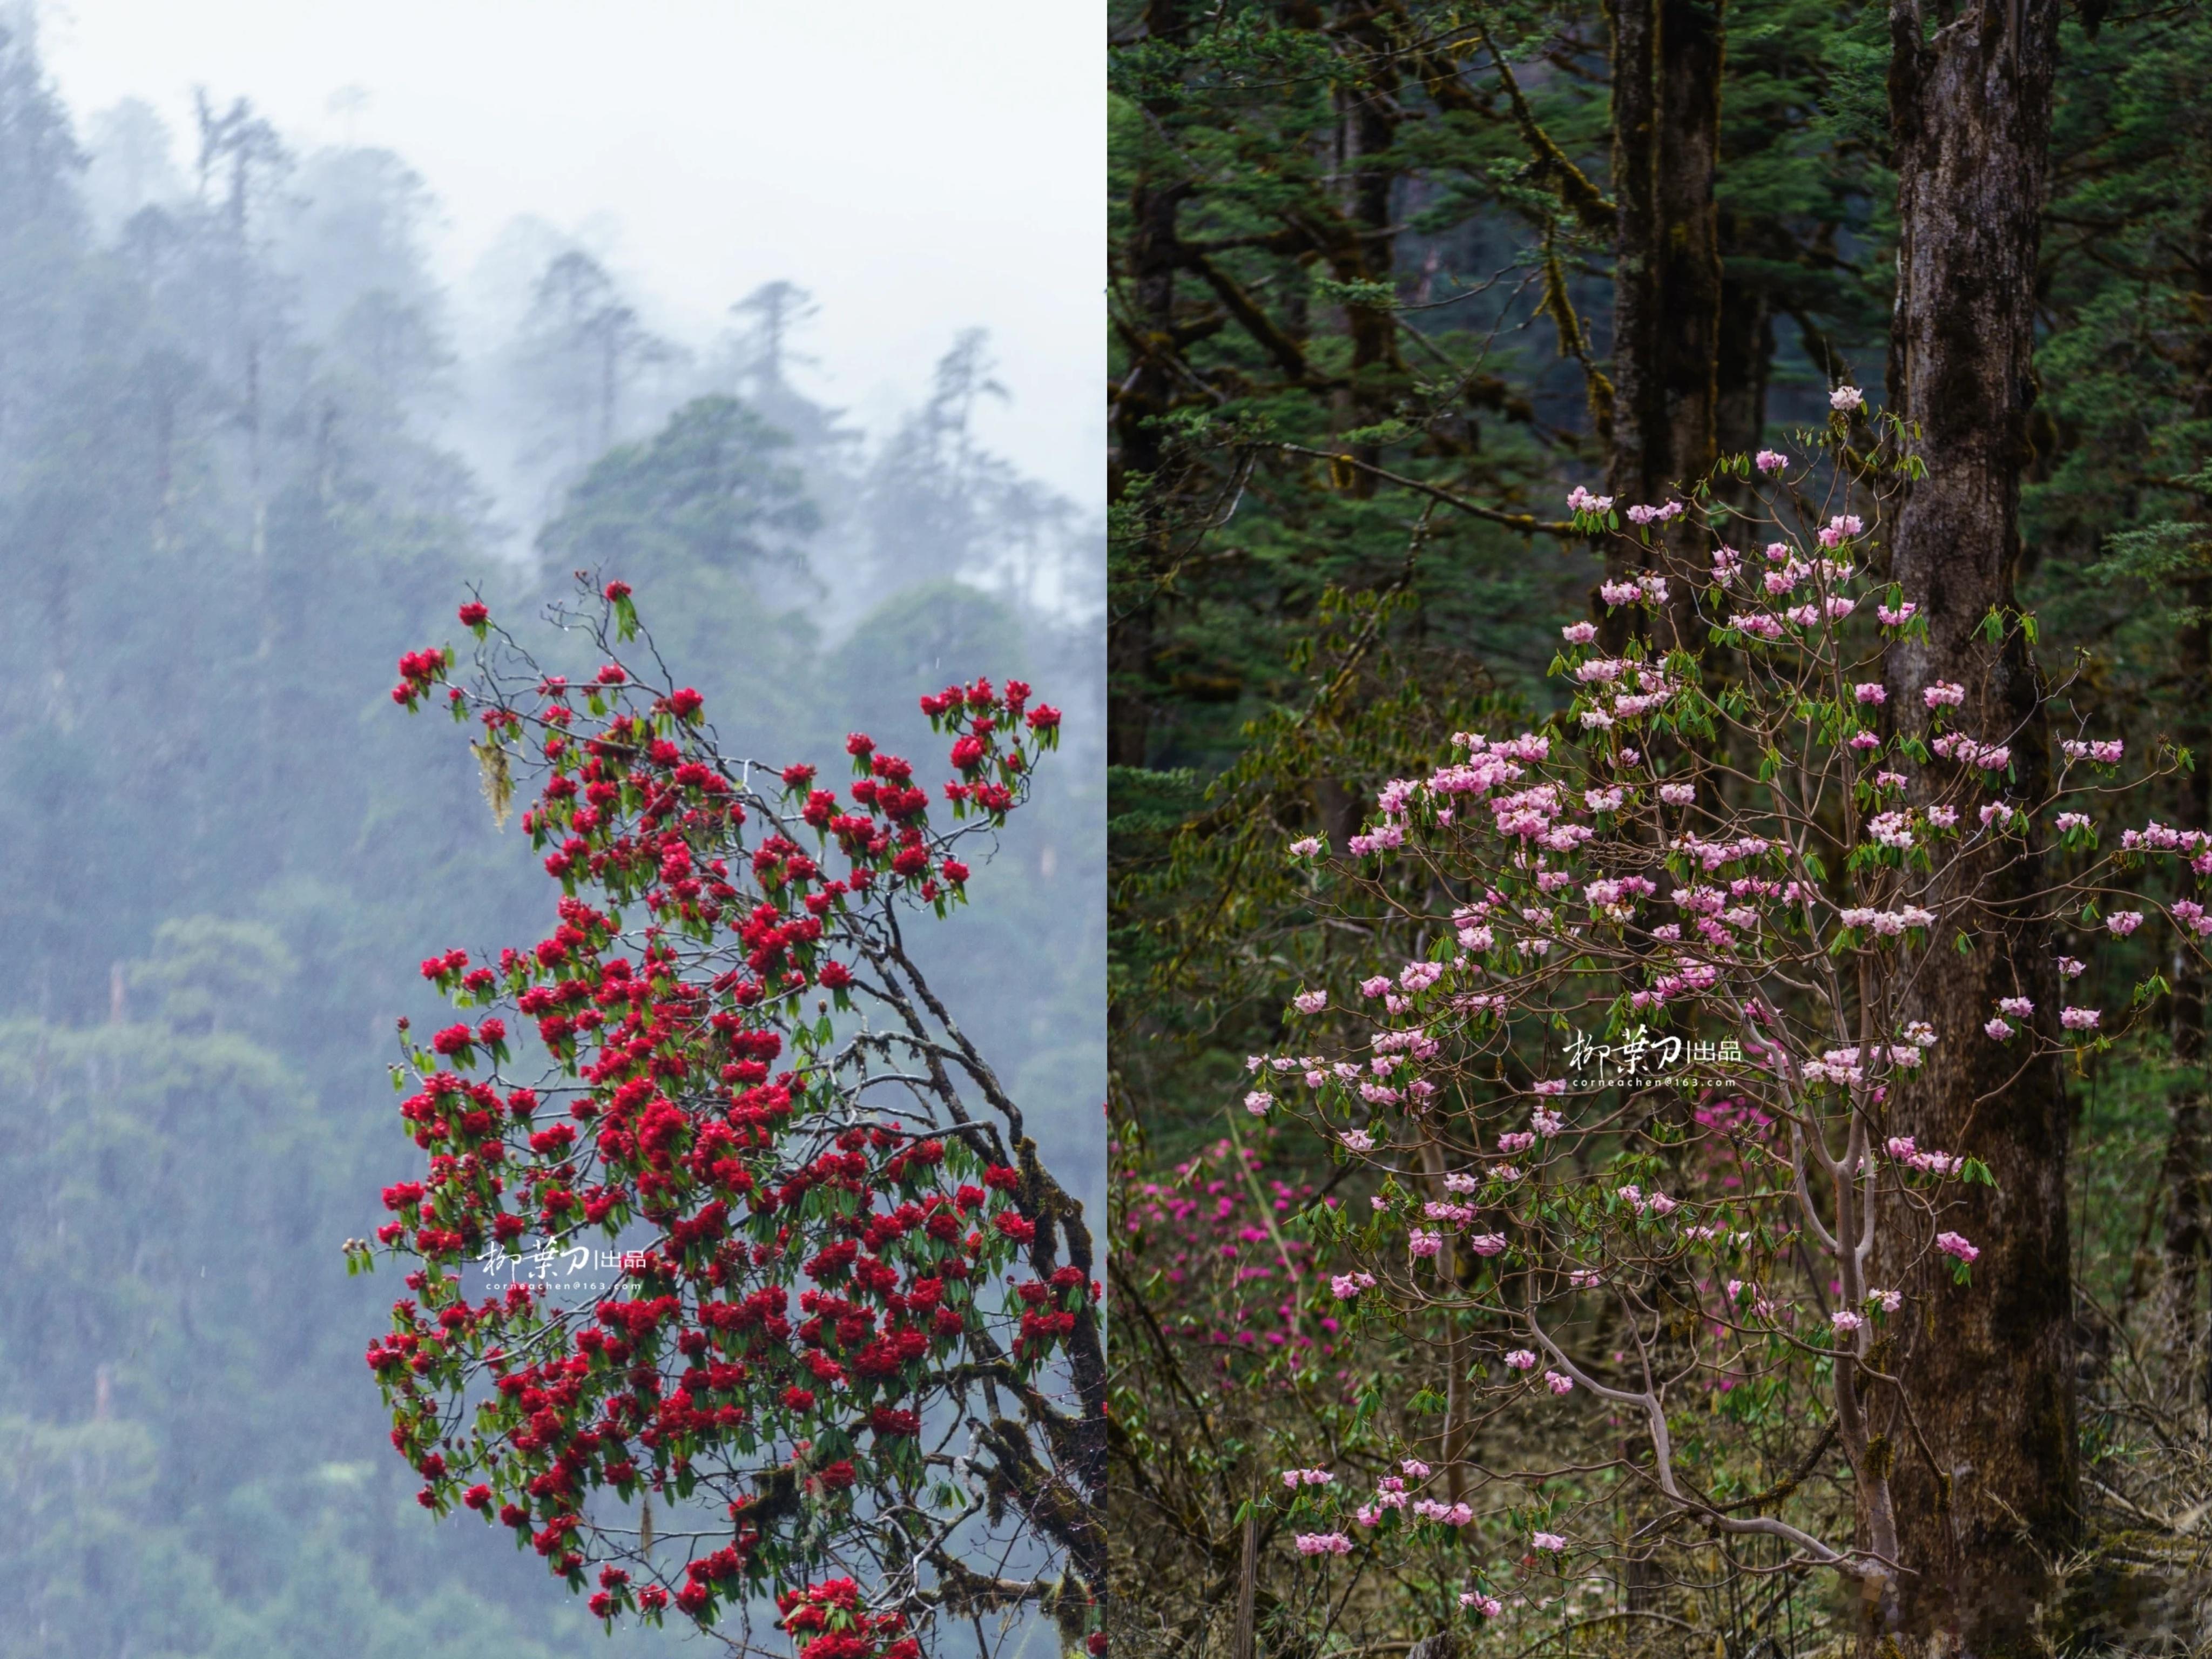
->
[[36, 0, 1102, 507]]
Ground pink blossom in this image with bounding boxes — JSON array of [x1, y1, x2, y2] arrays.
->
[[1408, 1230, 1444, 1259], [1755, 449, 1788, 473], [1244, 1091, 1273, 1116], [1878, 601, 1919, 628], [1504, 1349, 1538, 1371], [1289, 836, 1323, 857], [1934, 1231, 1979, 1264], [1498, 1131, 1535, 1155], [1331, 1272, 1377, 1298], [1872, 1289, 1903, 1313], [1467, 1233, 1508, 1256], [2061, 1006, 2101, 1031], [1400, 959, 1444, 992], [1294, 1532, 1354, 1556], [1830, 385, 1864, 412], [1460, 1593, 1505, 1617], [2058, 956, 2086, 979], [1532, 1530, 1568, 1552], [1359, 975, 1391, 999], [1545, 1371, 1575, 1395], [1999, 997, 2034, 1017], [1924, 681, 1966, 709], [1282, 1468, 1335, 1489], [2061, 738, 2125, 764], [1984, 1018, 2014, 1041], [1561, 621, 1597, 645], [1413, 1499, 1474, 1526], [2107, 911, 2144, 937], [1531, 1108, 1565, 1136], [1831, 1309, 1865, 1334], [1660, 781, 1696, 805], [1854, 682, 1888, 704], [1293, 989, 1328, 1014], [1566, 486, 1613, 514]]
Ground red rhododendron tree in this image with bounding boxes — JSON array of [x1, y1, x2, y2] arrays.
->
[[1250, 405, 2206, 1640], [354, 576, 1102, 1654]]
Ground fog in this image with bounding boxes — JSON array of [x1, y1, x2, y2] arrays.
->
[[41, 0, 1102, 510], [0, 4, 1101, 1654]]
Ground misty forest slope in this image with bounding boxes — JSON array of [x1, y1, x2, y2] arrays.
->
[[0, 21, 1102, 1659]]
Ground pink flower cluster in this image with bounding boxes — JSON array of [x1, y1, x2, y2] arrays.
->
[[2061, 738, 2125, 764], [1886, 1135, 1964, 1176]]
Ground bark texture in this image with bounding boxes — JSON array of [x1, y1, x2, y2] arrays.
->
[[1606, 0, 1725, 648], [1878, 0, 2076, 1648], [1109, 148, 1191, 770]]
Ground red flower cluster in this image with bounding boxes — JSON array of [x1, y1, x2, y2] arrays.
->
[[357, 578, 1101, 1644], [390, 645, 452, 709], [776, 1577, 920, 1659]]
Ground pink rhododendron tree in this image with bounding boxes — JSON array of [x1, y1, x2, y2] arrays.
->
[[1250, 407, 2201, 1636], [355, 576, 1102, 1654]]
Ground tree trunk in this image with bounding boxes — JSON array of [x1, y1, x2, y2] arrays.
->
[[1107, 171, 1188, 771], [1605, 3, 1726, 1609], [2161, 595, 2212, 1400], [1605, 0, 1724, 651], [1878, 0, 2076, 1647]]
